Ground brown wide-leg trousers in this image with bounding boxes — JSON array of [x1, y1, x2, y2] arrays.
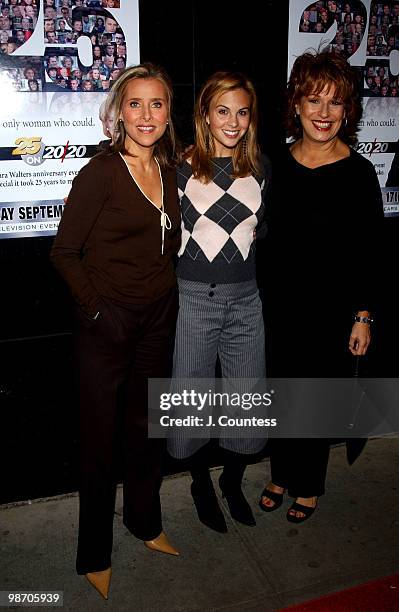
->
[[74, 287, 178, 575]]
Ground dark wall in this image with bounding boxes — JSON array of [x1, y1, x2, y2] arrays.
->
[[138, 1, 288, 152]]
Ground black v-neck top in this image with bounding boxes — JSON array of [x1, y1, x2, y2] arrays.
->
[[51, 152, 181, 315], [265, 145, 384, 316]]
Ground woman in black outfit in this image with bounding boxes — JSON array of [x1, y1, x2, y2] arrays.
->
[[259, 49, 383, 523]]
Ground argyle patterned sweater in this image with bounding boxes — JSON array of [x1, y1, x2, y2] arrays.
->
[[176, 156, 271, 284]]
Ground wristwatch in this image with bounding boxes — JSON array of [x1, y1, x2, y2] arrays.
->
[[354, 315, 373, 324]]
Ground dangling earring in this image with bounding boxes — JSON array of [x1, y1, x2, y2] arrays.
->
[[242, 134, 248, 157], [344, 117, 348, 128], [294, 113, 301, 128]]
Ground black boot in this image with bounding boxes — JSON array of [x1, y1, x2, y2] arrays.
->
[[190, 470, 228, 533], [219, 459, 256, 527]]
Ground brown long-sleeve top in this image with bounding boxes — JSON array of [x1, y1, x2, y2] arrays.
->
[[51, 152, 181, 316]]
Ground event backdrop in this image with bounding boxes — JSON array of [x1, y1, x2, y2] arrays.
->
[[0, 0, 139, 239], [288, 0, 399, 217]]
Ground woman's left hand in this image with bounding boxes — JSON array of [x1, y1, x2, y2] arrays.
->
[[349, 322, 371, 356]]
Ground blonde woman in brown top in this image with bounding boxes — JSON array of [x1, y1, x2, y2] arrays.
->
[[51, 64, 181, 599]]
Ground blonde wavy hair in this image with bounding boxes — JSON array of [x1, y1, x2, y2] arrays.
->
[[190, 71, 261, 183], [109, 63, 180, 168]]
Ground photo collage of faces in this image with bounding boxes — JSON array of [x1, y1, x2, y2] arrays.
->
[[1, 57, 42, 91], [299, 2, 399, 96], [365, 60, 398, 96], [366, 3, 399, 57], [300, 1, 368, 58], [0, 0, 38, 55], [1, 0, 125, 92], [363, 2, 399, 97], [44, 1, 125, 92]]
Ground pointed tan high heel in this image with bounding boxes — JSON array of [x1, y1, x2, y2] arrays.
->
[[144, 531, 179, 556], [85, 567, 112, 599]]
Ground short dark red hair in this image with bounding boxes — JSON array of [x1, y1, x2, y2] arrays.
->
[[286, 48, 362, 144]]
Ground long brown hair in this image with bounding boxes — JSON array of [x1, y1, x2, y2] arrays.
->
[[286, 48, 362, 145], [110, 63, 180, 168], [191, 71, 261, 183]]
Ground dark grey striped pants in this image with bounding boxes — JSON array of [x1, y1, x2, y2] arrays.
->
[[167, 278, 267, 459]]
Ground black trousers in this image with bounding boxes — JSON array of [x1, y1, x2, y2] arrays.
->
[[269, 438, 330, 498], [75, 287, 178, 575], [265, 299, 362, 500]]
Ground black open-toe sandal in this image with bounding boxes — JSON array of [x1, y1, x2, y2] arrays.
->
[[286, 500, 317, 524], [259, 487, 284, 513]]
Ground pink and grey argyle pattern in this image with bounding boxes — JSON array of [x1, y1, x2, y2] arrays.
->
[[177, 158, 265, 264]]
